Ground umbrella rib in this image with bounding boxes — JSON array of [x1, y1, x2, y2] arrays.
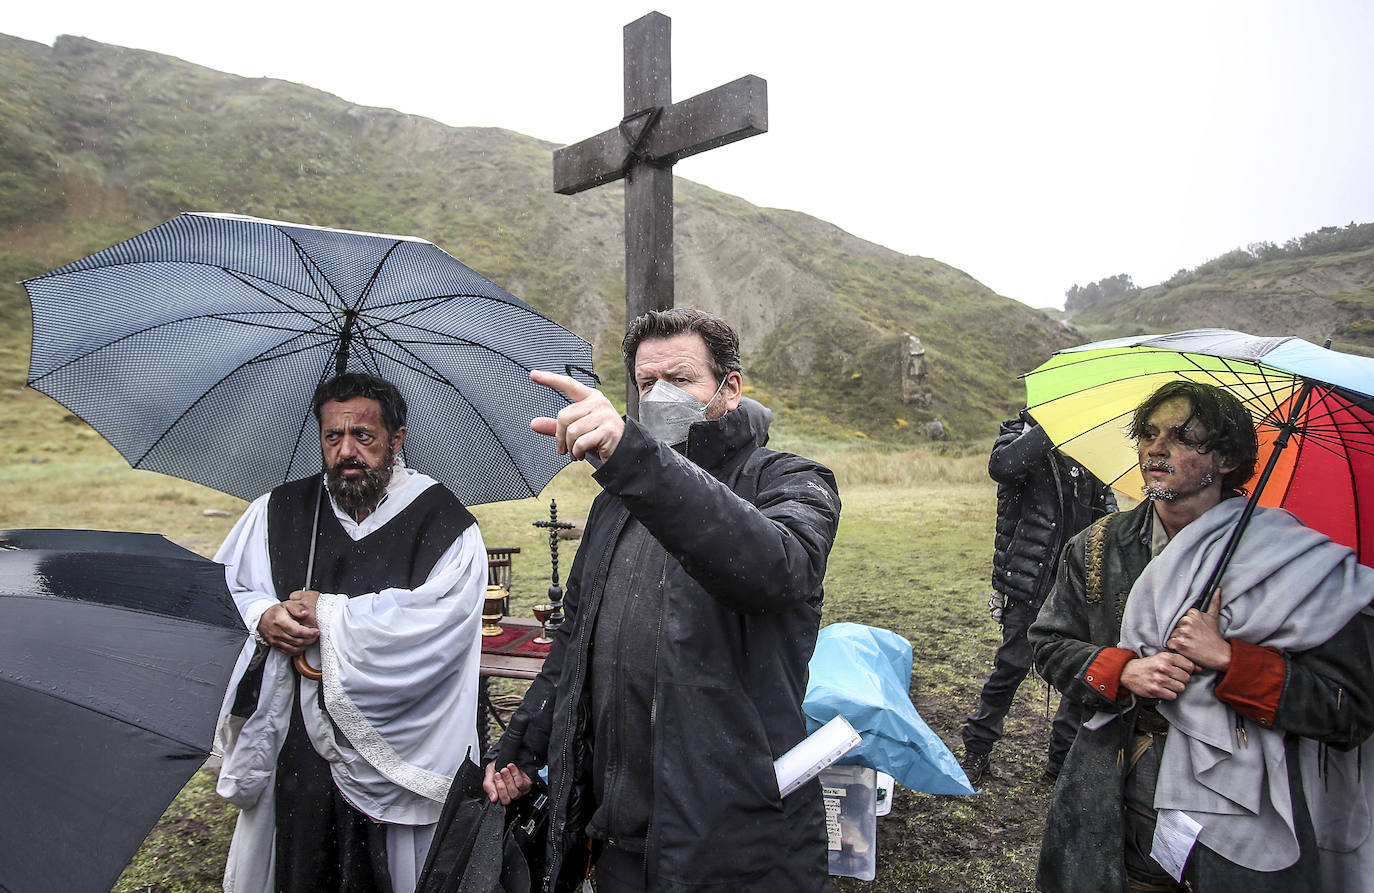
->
[[204, 314, 334, 337], [219, 267, 341, 318], [359, 293, 591, 355], [332, 298, 589, 375], [361, 315, 553, 375], [220, 266, 351, 349], [1183, 354, 1286, 418], [1229, 362, 1286, 417], [0, 674, 217, 755], [26, 259, 318, 297], [278, 229, 345, 309], [25, 265, 345, 386], [1304, 391, 1367, 554], [33, 259, 338, 314], [360, 291, 577, 333], [128, 328, 340, 470], [356, 313, 560, 406], [248, 337, 349, 366], [26, 311, 321, 386], [353, 241, 403, 311], [1285, 402, 1374, 458], [346, 301, 571, 382]]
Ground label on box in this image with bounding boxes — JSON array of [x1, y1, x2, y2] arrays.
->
[[824, 797, 843, 850]]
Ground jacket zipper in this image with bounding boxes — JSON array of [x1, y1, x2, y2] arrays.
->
[[639, 550, 669, 883], [545, 501, 628, 892]]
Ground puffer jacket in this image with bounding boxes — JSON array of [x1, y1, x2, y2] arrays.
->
[[990, 417, 1115, 607], [492, 398, 841, 892]]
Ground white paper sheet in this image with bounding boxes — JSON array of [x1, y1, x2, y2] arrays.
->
[[1151, 808, 1204, 880], [774, 714, 862, 797]]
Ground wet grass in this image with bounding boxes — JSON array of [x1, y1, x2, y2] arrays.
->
[[3, 388, 1058, 891]]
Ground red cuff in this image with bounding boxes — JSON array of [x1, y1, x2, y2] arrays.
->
[[1084, 647, 1136, 702], [1214, 639, 1285, 727]]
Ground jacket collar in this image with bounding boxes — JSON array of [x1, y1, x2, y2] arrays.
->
[[683, 397, 771, 471]]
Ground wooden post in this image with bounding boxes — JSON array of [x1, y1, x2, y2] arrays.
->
[[552, 11, 767, 415]]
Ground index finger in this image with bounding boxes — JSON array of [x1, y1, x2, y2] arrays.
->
[[530, 368, 595, 402]]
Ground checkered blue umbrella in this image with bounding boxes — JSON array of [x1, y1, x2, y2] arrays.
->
[[24, 213, 596, 505]]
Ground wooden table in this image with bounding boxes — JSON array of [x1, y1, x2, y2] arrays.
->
[[479, 617, 549, 680]]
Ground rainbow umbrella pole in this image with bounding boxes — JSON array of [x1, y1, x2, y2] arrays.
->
[[1021, 329, 1374, 577]]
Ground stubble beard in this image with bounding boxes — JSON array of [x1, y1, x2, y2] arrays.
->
[[1139, 458, 1216, 502], [326, 447, 395, 519]]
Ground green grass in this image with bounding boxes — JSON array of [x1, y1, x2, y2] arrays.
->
[[6, 432, 1057, 893], [2, 340, 1056, 890]]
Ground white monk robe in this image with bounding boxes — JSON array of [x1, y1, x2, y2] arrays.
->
[[213, 466, 487, 893]]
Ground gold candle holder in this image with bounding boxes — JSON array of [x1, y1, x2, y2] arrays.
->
[[482, 584, 506, 636]]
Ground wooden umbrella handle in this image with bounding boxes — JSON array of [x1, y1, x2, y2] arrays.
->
[[294, 653, 323, 680]]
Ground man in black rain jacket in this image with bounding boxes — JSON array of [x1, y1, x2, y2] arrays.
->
[[484, 309, 841, 893]]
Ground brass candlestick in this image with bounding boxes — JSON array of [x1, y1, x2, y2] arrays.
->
[[482, 584, 506, 636], [532, 499, 575, 635]]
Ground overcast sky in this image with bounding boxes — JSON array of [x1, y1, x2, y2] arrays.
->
[[8, 1, 1374, 308]]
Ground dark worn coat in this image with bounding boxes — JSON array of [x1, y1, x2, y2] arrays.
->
[[989, 419, 1115, 608], [1029, 500, 1374, 892], [493, 400, 840, 893]]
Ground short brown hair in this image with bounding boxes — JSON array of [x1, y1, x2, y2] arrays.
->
[[622, 308, 742, 383]]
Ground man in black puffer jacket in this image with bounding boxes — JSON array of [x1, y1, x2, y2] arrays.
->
[[959, 411, 1115, 785], [483, 309, 840, 893]]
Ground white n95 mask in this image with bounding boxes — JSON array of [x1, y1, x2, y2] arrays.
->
[[638, 377, 727, 446]]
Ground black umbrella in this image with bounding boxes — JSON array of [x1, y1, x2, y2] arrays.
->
[[417, 753, 550, 893], [23, 213, 597, 506], [0, 528, 246, 893]]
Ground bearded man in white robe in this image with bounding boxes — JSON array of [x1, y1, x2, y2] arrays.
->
[[213, 372, 487, 893]]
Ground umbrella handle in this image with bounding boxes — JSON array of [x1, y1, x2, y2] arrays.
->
[[294, 653, 323, 680], [293, 478, 326, 681]]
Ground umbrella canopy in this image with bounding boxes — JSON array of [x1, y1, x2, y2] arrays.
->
[[24, 213, 596, 506], [1022, 329, 1374, 565], [0, 528, 246, 893]]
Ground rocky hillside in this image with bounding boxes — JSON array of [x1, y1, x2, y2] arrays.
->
[[1065, 229, 1374, 355], [0, 34, 1092, 441]]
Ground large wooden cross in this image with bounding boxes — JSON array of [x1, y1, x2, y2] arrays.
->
[[553, 11, 768, 412]]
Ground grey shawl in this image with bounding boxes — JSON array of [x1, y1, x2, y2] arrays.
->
[[1116, 499, 1373, 872]]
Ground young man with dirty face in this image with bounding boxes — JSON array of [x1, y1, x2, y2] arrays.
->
[[1029, 380, 1374, 892]]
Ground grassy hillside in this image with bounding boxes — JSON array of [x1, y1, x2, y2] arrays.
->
[[0, 32, 1078, 444], [1067, 232, 1374, 355]]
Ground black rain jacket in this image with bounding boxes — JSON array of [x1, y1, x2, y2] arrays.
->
[[492, 399, 840, 892]]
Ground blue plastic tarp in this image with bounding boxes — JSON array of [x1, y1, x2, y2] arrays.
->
[[804, 622, 974, 795]]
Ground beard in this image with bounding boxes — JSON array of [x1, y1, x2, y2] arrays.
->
[[326, 448, 394, 519], [1140, 458, 1216, 502]]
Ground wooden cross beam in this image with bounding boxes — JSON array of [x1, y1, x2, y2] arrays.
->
[[552, 11, 768, 413]]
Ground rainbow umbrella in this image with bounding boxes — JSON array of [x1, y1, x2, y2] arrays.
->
[[1021, 329, 1374, 571]]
